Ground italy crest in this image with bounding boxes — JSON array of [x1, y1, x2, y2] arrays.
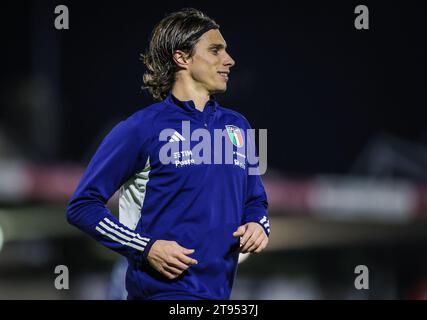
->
[[225, 125, 244, 148]]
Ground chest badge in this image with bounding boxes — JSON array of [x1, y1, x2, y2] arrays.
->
[[225, 125, 244, 148]]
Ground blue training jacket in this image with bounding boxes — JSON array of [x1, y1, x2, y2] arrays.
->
[[66, 92, 270, 300]]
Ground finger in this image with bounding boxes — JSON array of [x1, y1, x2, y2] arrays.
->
[[233, 225, 246, 237], [241, 228, 262, 252], [171, 241, 194, 254], [172, 244, 196, 262], [241, 229, 263, 252], [254, 238, 269, 253], [161, 269, 177, 280], [164, 264, 184, 276], [176, 252, 198, 266], [180, 247, 195, 255], [247, 235, 264, 253], [253, 239, 267, 253], [240, 228, 252, 247], [168, 258, 190, 271]]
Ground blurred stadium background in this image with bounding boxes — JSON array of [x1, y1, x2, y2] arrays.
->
[[1, 0, 427, 299]]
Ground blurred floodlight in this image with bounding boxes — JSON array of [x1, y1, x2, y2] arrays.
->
[[0, 224, 3, 253]]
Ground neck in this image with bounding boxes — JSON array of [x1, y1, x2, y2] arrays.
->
[[171, 80, 210, 112]]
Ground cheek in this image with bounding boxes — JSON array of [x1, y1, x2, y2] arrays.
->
[[191, 65, 210, 80], [190, 57, 220, 80]]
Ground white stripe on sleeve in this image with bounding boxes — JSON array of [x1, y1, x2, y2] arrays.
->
[[95, 226, 145, 252], [99, 221, 147, 247], [104, 218, 150, 242]]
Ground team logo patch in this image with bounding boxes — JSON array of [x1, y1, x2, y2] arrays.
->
[[226, 125, 244, 148]]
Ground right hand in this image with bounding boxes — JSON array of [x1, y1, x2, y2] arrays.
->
[[147, 240, 198, 280]]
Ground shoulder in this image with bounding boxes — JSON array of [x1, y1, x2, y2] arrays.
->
[[126, 101, 168, 126], [108, 101, 167, 142]]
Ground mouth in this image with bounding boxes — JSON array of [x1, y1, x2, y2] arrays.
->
[[217, 71, 230, 81]]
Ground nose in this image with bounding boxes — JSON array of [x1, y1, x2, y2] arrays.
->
[[224, 51, 235, 68]]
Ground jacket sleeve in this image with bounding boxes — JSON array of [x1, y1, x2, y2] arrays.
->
[[66, 115, 157, 264], [242, 120, 271, 237]]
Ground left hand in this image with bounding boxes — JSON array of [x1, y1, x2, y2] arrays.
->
[[233, 222, 269, 253]]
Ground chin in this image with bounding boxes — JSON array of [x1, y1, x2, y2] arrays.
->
[[211, 85, 227, 94]]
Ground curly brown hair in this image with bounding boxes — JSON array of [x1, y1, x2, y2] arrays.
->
[[141, 8, 219, 101]]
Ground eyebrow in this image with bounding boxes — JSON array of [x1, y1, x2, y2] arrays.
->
[[208, 43, 227, 50]]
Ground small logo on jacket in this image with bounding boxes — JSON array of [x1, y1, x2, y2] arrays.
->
[[226, 125, 244, 148], [169, 131, 186, 143]]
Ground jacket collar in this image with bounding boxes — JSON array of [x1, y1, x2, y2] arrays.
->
[[165, 91, 218, 113]]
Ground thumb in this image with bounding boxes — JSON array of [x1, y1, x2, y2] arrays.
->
[[233, 225, 247, 237]]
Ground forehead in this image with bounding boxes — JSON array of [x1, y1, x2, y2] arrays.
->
[[197, 29, 227, 47]]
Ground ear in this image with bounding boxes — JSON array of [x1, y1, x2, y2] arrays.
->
[[172, 50, 191, 69]]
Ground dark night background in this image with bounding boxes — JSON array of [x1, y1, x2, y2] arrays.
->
[[2, 0, 427, 300], [2, 0, 426, 176]]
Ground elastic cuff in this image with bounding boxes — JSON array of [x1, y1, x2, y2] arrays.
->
[[142, 237, 158, 262], [244, 215, 271, 237]]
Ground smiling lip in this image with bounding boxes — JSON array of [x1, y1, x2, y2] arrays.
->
[[218, 71, 230, 81]]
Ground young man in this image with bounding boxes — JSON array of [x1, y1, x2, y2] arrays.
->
[[67, 8, 270, 300]]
